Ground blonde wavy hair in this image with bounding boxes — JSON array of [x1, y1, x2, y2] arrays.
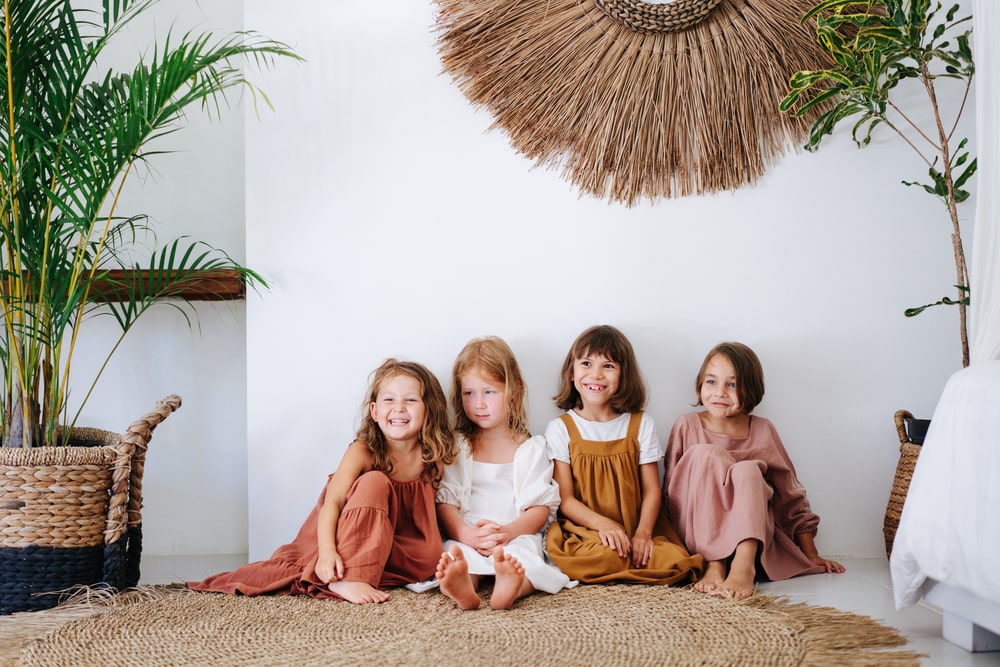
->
[[354, 359, 456, 488]]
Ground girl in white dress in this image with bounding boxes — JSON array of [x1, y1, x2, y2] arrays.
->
[[435, 336, 574, 610]]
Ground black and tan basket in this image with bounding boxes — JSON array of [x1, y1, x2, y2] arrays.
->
[[0, 395, 181, 613], [882, 409, 926, 559]]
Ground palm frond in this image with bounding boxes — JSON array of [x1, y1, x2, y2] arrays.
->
[[1, 0, 299, 445]]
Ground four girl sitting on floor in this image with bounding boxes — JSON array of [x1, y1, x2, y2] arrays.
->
[[189, 327, 843, 606]]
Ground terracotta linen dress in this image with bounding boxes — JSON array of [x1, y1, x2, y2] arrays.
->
[[545, 412, 704, 584], [188, 470, 442, 598], [664, 412, 825, 582]]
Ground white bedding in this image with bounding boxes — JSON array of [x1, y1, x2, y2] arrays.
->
[[890, 360, 1000, 609]]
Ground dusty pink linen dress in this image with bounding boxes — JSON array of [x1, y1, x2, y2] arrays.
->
[[664, 412, 825, 582], [188, 470, 442, 598]]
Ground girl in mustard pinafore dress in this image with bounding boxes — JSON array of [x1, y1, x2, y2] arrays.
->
[[545, 325, 704, 584]]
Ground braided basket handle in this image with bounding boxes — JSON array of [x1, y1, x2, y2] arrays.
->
[[893, 409, 914, 447], [104, 395, 182, 545], [124, 395, 182, 528]]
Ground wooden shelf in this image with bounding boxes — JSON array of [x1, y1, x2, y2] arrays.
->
[[87, 269, 247, 302]]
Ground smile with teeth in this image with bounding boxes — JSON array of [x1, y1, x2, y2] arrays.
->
[[388, 418, 409, 425], [583, 383, 606, 392]]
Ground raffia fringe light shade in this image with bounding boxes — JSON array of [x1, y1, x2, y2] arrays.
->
[[433, 0, 832, 205]]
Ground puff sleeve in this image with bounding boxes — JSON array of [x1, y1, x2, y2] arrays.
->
[[436, 437, 473, 511], [512, 435, 560, 526]]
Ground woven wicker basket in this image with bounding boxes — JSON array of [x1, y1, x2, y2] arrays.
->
[[882, 409, 924, 559], [0, 395, 181, 613]]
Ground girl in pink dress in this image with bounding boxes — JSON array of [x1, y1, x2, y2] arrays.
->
[[664, 342, 844, 599], [189, 359, 456, 604]]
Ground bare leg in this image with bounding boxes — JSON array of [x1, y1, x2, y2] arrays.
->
[[712, 539, 758, 600], [327, 580, 391, 604], [489, 547, 533, 610], [436, 544, 481, 610], [694, 560, 726, 594]]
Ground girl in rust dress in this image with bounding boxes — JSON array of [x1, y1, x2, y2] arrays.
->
[[664, 342, 844, 599], [545, 325, 703, 584], [189, 359, 456, 604]]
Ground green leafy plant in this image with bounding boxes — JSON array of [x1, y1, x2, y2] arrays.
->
[[1, 0, 300, 447], [780, 0, 975, 367]]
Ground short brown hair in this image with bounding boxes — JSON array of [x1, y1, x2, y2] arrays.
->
[[695, 342, 765, 414], [451, 336, 531, 450], [553, 325, 647, 414]]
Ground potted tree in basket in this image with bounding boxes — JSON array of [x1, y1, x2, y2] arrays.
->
[[0, 0, 299, 612], [778, 0, 975, 556]]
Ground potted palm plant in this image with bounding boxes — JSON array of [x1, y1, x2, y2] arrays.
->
[[778, 0, 974, 557], [1, 0, 298, 612]]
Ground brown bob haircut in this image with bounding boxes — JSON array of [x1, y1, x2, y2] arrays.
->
[[695, 342, 765, 414], [553, 325, 647, 414]]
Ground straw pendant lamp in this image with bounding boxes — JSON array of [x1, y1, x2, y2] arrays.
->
[[433, 0, 832, 206]]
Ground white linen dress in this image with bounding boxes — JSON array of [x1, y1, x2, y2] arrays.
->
[[436, 435, 575, 594]]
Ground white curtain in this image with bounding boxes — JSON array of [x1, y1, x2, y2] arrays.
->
[[969, 1, 1000, 363], [891, 0, 1000, 608]]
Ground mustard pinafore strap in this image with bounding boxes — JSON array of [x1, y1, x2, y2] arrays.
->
[[559, 411, 643, 442]]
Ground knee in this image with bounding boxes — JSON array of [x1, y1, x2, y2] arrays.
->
[[729, 460, 768, 487], [346, 471, 393, 505]]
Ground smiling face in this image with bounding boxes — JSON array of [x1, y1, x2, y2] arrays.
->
[[369, 373, 426, 445], [572, 352, 620, 419], [460, 368, 507, 432], [699, 353, 743, 421]]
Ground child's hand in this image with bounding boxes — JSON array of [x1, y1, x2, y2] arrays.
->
[[795, 533, 845, 574], [472, 520, 507, 556], [594, 518, 630, 558], [630, 531, 654, 568], [315, 552, 344, 584], [810, 555, 845, 573]]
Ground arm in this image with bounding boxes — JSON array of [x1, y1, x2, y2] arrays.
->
[[494, 505, 550, 543], [315, 441, 372, 583], [552, 459, 630, 557], [437, 502, 478, 546], [760, 420, 820, 538], [758, 421, 843, 573], [663, 415, 690, 492], [630, 462, 662, 568]]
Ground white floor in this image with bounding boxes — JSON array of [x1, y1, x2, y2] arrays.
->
[[141, 555, 1000, 666]]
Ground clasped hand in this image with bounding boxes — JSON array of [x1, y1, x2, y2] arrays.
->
[[469, 519, 509, 556]]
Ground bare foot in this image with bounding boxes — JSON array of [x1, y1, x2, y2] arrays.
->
[[437, 545, 481, 610], [327, 580, 391, 604], [710, 540, 758, 599], [489, 547, 531, 610], [713, 558, 756, 599], [694, 560, 726, 594]]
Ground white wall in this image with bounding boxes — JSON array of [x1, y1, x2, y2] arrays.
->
[[82, 1, 972, 561], [241, 1, 974, 561], [68, 0, 250, 557]]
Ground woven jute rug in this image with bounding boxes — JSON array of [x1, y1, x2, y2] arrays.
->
[[0, 584, 924, 666]]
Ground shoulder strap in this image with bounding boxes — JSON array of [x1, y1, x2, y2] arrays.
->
[[626, 411, 643, 439], [559, 412, 583, 441]]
